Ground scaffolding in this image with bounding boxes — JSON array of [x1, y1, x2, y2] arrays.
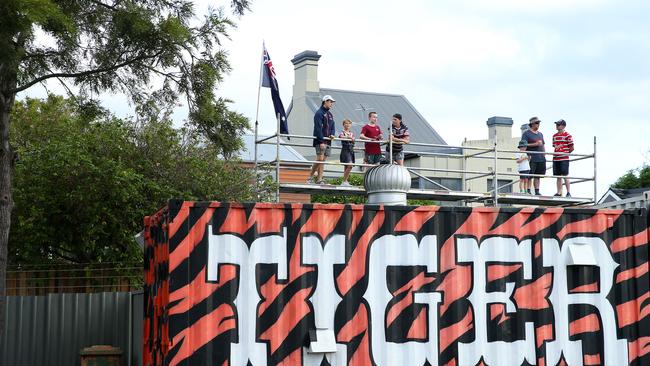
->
[[254, 116, 597, 207]]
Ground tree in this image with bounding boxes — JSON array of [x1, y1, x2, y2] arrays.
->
[[10, 95, 262, 266], [612, 165, 650, 189], [0, 0, 251, 344]]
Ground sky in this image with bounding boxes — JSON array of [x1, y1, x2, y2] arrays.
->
[[21, 0, 650, 200]]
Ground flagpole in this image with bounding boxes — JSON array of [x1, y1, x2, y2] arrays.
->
[[254, 42, 264, 197]]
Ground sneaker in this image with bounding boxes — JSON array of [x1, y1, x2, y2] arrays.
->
[[554, 193, 561, 197], [535, 190, 541, 196], [316, 180, 326, 185], [306, 177, 315, 184], [341, 181, 351, 186], [565, 192, 572, 197]]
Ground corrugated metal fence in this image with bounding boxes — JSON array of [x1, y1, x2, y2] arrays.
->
[[2, 291, 143, 366]]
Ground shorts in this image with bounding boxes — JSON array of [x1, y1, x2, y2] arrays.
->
[[529, 161, 546, 176], [553, 160, 569, 176], [365, 153, 382, 164], [519, 170, 531, 179], [391, 151, 404, 162], [315, 144, 331, 157], [340, 149, 355, 164]]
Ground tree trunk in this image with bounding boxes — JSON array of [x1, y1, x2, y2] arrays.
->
[[0, 75, 16, 349]]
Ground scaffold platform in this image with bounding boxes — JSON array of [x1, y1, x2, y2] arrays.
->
[[255, 128, 598, 207], [279, 183, 592, 206]]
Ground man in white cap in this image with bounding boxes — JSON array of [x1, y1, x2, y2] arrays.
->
[[308, 95, 336, 184]]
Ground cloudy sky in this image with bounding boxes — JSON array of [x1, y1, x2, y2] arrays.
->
[[23, 0, 650, 199]]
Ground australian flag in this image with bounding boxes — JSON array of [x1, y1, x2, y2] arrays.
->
[[261, 44, 289, 134]]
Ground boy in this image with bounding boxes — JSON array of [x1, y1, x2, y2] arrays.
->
[[360, 111, 383, 165], [339, 119, 355, 186], [516, 140, 531, 194], [552, 119, 574, 197], [388, 113, 409, 165]]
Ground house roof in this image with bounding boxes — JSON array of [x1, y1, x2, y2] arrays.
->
[[238, 134, 307, 162], [610, 187, 650, 199], [300, 88, 456, 154], [598, 187, 650, 203]]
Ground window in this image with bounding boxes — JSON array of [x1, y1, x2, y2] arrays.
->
[[487, 179, 513, 193]]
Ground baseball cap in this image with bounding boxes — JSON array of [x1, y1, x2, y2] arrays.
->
[[554, 119, 566, 126], [518, 140, 527, 148], [322, 95, 336, 102]]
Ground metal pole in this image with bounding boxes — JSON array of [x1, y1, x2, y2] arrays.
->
[[593, 136, 597, 203], [462, 138, 467, 192], [493, 142, 499, 206], [389, 124, 393, 164], [254, 42, 264, 195], [276, 113, 281, 203]]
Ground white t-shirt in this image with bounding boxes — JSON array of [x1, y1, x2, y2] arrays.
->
[[515, 152, 530, 172]]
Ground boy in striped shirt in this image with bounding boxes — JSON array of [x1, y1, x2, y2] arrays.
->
[[552, 119, 574, 197]]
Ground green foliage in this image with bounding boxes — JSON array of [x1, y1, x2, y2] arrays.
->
[[9, 95, 260, 265], [2, 0, 251, 156], [311, 174, 366, 204], [612, 165, 650, 189], [310, 174, 439, 206], [407, 199, 439, 206]]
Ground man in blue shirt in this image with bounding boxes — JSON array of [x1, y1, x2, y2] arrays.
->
[[521, 116, 546, 195], [308, 95, 336, 184]]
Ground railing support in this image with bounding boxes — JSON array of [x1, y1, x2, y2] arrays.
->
[[276, 113, 281, 203], [493, 142, 498, 207], [593, 136, 597, 203]]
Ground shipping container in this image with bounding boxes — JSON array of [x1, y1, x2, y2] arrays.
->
[[144, 201, 649, 366]]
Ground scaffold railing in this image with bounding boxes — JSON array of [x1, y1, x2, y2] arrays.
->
[[253, 117, 597, 207]]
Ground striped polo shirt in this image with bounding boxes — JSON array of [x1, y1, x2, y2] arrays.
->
[[552, 131, 574, 161]]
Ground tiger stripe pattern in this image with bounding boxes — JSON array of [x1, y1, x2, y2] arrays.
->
[[144, 201, 650, 366]]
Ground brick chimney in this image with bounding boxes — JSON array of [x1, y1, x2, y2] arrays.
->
[[291, 50, 321, 100], [486, 116, 514, 141]]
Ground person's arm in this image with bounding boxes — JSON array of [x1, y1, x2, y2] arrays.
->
[[313, 112, 324, 144], [329, 119, 336, 139], [360, 126, 369, 140], [516, 154, 525, 163], [568, 134, 574, 152], [400, 130, 410, 144]]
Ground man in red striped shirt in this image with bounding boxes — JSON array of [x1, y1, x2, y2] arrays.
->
[[552, 119, 574, 197]]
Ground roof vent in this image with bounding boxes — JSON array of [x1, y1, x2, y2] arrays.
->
[[364, 164, 411, 205]]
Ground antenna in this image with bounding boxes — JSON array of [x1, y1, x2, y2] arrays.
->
[[354, 103, 375, 124]]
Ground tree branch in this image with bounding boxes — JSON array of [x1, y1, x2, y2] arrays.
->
[[11, 50, 165, 94], [88, 0, 118, 11]]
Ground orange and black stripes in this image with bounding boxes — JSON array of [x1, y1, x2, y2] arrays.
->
[[144, 202, 650, 366]]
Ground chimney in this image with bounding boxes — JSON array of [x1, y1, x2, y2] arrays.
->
[[486, 116, 513, 141], [291, 50, 321, 100]]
